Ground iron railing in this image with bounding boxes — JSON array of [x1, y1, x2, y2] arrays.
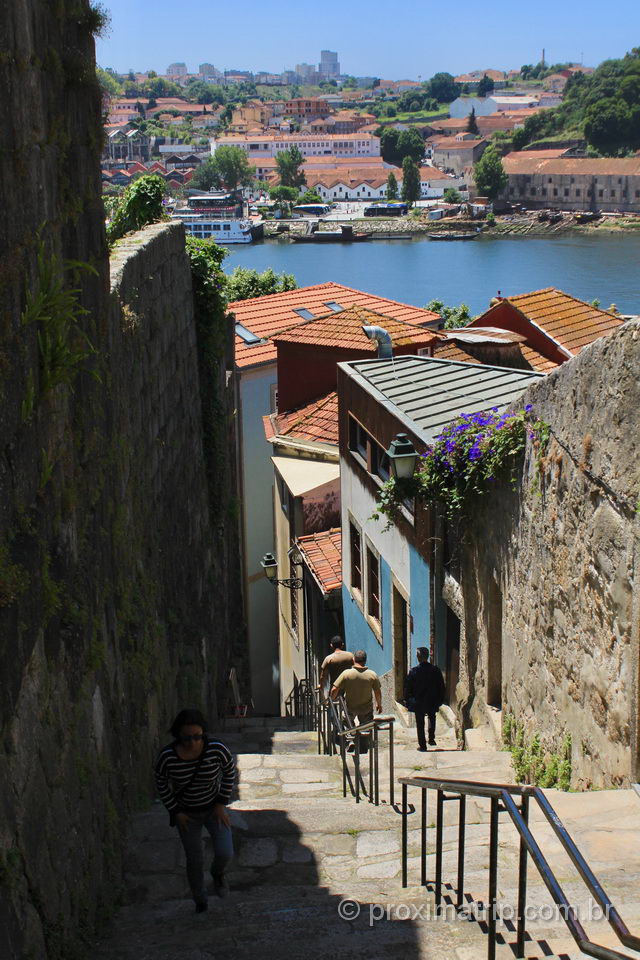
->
[[399, 775, 640, 960], [315, 690, 395, 807], [284, 677, 315, 729], [336, 716, 395, 807]]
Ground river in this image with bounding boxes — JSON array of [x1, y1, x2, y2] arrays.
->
[[224, 234, 640, 315]]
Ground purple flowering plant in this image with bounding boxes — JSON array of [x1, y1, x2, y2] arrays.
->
[[375, 404, 549, 522]]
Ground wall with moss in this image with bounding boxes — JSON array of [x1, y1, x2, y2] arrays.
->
[[0, 4, 242, 956], [451, 322, 640, 790]]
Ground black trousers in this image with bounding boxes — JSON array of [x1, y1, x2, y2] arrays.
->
[[415, 711, 436, 749]]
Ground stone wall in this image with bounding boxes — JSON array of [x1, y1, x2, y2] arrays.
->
[[454, 321, 640, 788], [0, 4, 243, 955]]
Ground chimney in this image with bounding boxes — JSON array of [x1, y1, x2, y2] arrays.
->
[[362, 325, 393, 359]]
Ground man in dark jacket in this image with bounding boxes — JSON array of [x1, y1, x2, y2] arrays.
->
[[404, 647, 446, 751]]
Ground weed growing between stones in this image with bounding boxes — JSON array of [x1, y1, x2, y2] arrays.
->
[[502, 713, 572, 789]]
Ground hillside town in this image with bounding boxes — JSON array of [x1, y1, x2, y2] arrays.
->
[[3, 8, 640, 960]]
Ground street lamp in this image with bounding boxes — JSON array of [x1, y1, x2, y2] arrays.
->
[[385, 433, 418, 480], [261, 552, 303, 590]]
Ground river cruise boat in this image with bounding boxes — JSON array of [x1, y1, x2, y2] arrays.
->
[[171, 191, 262, 243]]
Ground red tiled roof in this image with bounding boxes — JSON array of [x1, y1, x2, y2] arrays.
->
[[503, 155, 640, 176], [433, 328, 561, 373], [263, 392, 339, 445], [500, 288, 624, 355], [230, 282, 440, 369], [273, 305, 439, 351], [297, 527, 342, 594]]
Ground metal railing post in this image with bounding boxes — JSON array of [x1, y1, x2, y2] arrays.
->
[[421, 788, 427, 887], [374, 722, 380, 806], [435, 789, 444, 912], [517, 792, 529, 958], [488, 796, 499, 960], [369, 727, 374, 803], [354, 732, 360, 803], [457, 794, 466, 909], [388, 719, 395, 808], [402, 782, 408, 888]]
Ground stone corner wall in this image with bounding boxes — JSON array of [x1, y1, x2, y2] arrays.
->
[[456, 321, 640, 789]]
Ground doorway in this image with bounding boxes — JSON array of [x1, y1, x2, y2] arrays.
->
[[445, 606, 461, 706], [392, 584, 410, 702]]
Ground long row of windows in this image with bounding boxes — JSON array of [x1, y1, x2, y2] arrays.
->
[[512, 185, 640, 200]]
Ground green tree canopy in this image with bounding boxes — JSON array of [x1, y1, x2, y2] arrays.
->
[[269, 184, 299, 214], [397, 128, 425, 163], [425, 299, 473, 328], [276, 147, 307, 188], [466, 107, 479, 135], [584, 97, 632, 152], [473, 145, 507, 200], [106, 174, 167, 244], [225, 267, 297, 302], [427, 72, 460, 103], [190, 147, 254, 192], [477, 74, 495, 97], [443, 187, 463, 204], [400, 157, 421, 206], [298, 189, 323, 204], [386, 171, 398, 200]]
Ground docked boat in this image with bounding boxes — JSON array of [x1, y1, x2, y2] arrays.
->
[[171, 213, 260, 243], [428, 232, 477, 241], [292, 224, 370, 243]]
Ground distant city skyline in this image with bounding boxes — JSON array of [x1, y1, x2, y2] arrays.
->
[[96, 0, 640, 78]]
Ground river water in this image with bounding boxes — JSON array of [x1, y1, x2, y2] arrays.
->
[[224, 234, 640, 315]]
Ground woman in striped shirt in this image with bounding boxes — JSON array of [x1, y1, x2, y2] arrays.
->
[[155, 708, 236, 912]]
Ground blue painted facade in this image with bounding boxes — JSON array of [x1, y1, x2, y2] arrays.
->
[[341, 549, 431, 677]]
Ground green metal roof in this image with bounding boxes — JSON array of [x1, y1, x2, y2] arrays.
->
[[342, 356, 544, 445]]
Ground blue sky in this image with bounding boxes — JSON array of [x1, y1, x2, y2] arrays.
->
[[96, 0, 640, 78]]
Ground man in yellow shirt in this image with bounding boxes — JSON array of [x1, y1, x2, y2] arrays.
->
[[331, 649, 382, 748]]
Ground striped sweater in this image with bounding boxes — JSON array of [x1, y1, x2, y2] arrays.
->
[[154, 739, 236, 812]]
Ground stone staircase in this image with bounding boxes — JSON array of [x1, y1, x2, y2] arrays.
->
[[91, 717, 640, 960]]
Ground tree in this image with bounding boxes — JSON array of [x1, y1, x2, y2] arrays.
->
[[473, 145, 507, 200], [269, 184, 299, 215], [380, 127, 401, 164], [477, 74, 495, 97], [276, 147, 306, 188], [511, 127, 529, 151], [584, 97, 631, 152], [190, 147, 254, 192], [466, 107, 479, 135], [425, 299, 473, 328], [443, 188, 462, 204], [427, 72, 460, 103], [397, 128, 425, 163], [97, 67, 123, 96], [386, 172, 398, 200], [401, 157, 421, 206], [342, 76, 358, 90], [225, 267, 297, 302], [299, 189, 323, 204], [106, 174, 166, 244]]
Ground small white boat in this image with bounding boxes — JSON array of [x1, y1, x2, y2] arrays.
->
[[171, 213, 258, 243]]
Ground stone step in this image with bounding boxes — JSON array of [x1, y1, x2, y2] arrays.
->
[[464, 724, 497, 751]]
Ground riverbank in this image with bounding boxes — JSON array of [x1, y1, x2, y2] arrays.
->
[[262, 212, 640, 241]]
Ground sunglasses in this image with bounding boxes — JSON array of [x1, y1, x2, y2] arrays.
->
[[179, 734, 205, 743]]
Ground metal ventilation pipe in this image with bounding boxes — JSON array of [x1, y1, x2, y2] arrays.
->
[[362, 325, 393, 359]]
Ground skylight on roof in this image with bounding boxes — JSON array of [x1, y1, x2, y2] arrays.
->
[[235, 322, 261, 345], [293, 308, 315, 321], [324, 302, 343, 312]]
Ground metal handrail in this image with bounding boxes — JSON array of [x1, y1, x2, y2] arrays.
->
[[335, 715, 396, 807], [399, 774, 640, 960]]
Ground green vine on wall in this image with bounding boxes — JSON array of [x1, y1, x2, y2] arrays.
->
[[502, 713, 572, 790], [21, 236, 98, 421], [374, 405, 550, 523], [106, 174, 167, 245]]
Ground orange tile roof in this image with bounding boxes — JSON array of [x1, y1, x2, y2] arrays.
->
[[297, 527, 342, 594], [502, 288, 624, 355], [230, 283, 440, 369], [520, 344, 561, 373], [502, 155, 640, 176], [433, 329, 561, 373], [263, 392, 339, 446], [272, 305, 439, 351]]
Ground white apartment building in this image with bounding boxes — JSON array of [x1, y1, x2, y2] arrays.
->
[[211, 132, 381, 159]]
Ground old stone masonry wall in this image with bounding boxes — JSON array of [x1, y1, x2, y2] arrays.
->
[[458, 321, 640, 788], [0, 4, 240, 956]]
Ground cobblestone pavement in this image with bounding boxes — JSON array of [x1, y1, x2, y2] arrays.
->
[[92, 719, 640, 960]]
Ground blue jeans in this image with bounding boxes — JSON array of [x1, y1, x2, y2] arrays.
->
[[177, 808, 233, 903]]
